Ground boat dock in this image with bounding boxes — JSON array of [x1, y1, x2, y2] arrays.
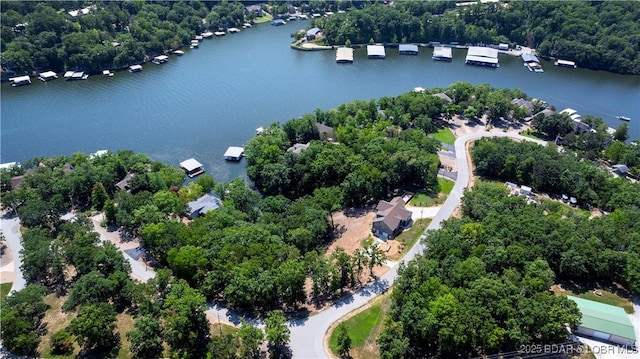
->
[[522, 53, 543, 73], [102, 70, 114, 77], [555, 59, 577, 68], [367, 45, 386, 59], [336, 47, 354, 63], [432, 46, 453, 61], [64, 71, 89, 80], [38, 71, 58, 81], [465, 46, 499, 68], [129, 64, 143, 72], [179, 158, 205, 177], [152, 55, 169, 64], [224, 147, 244, 161], [398, 44, 419, 55]]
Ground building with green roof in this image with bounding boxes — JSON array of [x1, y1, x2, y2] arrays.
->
[[567, 296, 636, 347]]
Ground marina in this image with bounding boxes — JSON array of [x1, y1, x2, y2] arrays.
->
[[2, 21, 637, 183]]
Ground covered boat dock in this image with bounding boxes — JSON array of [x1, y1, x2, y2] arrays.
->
[[336, 47, 354, 63], [152, 55, 169, 64], [398, 44, 418, 55], [180, 158, 205, 177], [432, 46, 452, 61], [465, 46, 499, 68], [9, 75, 31, 87], [367, 45, 386, 59], [224, 147, 244, 161], [555, 59, 577, 68], [129, 64, 143, 72], [38, 71, 58, 81]]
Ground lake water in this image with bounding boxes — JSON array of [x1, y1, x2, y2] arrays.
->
[[2, 20, 639, 182]]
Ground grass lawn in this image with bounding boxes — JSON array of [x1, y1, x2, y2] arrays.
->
[[388, 218, 431, 262], [0, 282, 12, 299], [431, 127, 456, 145], [409, 178, 454, 207], [328, 291, 392, 358], [520, 128, 548, 141], [552, 282, 635, 314], [253, 14, 273, 23]]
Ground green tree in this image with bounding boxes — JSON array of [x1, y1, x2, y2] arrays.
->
[[0, 285, 50, 356], [336, 322, 352, 358], [365, 241, 386, 277], [162, 280, 210, 358], [68, 303, 119, 353], [238, 319, 264, 359], [91, 182, 109, 210], [378, 317, 408, 359], [50, 330, 74, 355], [264, 310, 290, 357], [613, 122, 629, 142]]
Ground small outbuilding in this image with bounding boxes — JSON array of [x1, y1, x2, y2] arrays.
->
[[612, 164, 630, 177], [180, 158, 205, 177], [306, 27, 321, 40], [567, 296, 636, 347], [115, 173, 134, 192]]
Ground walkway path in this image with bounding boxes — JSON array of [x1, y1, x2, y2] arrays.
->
[[0, 215, 27, 296]]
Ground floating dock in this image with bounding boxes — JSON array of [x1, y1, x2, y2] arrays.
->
[[367, 45, 386, 59], [398, 44, 418, 55], [152, 55, 169, 64], [465, 46, 499, 68], [38, 71, 58, 81], [555, 59, 576, 68], [336, 47, 354, 63], [432, 46, 452, 61], [129, 64, 143, 72], [224, 147, 244, 161], [102, 70, 114, 77], [64, 71, 88, 80], [521, 53, 543, 73], [180, 158, 205, 177]]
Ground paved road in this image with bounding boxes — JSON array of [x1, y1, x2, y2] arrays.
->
[[0, 216, 27, 295]]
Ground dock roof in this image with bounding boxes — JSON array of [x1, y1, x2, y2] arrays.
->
[[399, 44, 418, 53], [224, 146, 244, 158], [467, 46, 498, 59], [521, 53, 540, 63], [567, 296, 636, 342], [306, 27, 321, 36], [180, 158, 203, 172], [367, 45, 386, 58], [129, 64, 142, 71], [433, 46, 452, 58], [154, 55, 168, 61], [39, 71, 57, 78], [9, 75, 30, 83], [336, 47, 354, 62]]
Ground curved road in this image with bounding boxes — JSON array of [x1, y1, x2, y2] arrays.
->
[[0, 216, 27, 295], [1, 131, 545, 357]]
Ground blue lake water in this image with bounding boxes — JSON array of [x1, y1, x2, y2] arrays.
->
[[2, 20, 639, 182]]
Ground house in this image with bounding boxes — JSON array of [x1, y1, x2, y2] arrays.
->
[[306, 27, 321, 40], [245, 4, 264, 17], [372, 197, 413, 240], [567, 296, 636, 347], [511, 98, 534, 115], [116, 173, 134, 191], [287, 143, 310, 154], [179, 158, 205, 178], [187, 194, 222, 219], [612, 164, 630, 177], [316, 123, 335, 140]]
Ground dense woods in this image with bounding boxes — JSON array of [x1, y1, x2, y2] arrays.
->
[[380, 181, 640, 357], [2, 1, 639, 76], [317, 1, 640, 74]]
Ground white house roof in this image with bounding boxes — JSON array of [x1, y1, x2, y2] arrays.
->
[[224, 147, 244, 158], [180, 158, 203, 172]]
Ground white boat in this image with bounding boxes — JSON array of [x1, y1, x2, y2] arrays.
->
[[214, 31, 226, 37], [228, 27, 240, 33], [172, 50, 185, 56], [243, 23, 252, 28], [201, 32, 214, 38], [617, 115, 631, 122]]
